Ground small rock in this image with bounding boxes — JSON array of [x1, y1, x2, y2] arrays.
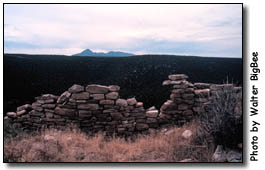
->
[[105, 92, 119, 100], [17, 104, 32, 112], [57, 91, 71, 104], [116, 99, 128, 107], [108, 85, 120, 92], [71, 92, 90, 100], [212, 145, 226, 162], [86, 84, 109, 94], [92, 94, 105, 100], [68, 84, 84, 93], [16, 110, 27, 116], [7, 112, 16, 118], [77, 104, 99, 110], [135, 123, 149, 131], [99, 100, 114, 105], [168, 74, 188, 81], [127, 98, 137, 106], [136, 102, 143, 107], [226, 150, 242, 162], [146, 110, 159, 118], [182, 130, 192, 139]]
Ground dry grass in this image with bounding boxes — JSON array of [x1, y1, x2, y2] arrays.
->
[[4, 121, 214, 162]]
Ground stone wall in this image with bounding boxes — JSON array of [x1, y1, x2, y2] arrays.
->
[[5, 74, 242, 136]]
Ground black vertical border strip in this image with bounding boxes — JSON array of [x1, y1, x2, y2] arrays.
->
[[2, 3, 244, 164]]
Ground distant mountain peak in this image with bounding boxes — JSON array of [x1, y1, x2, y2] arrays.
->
[[73, 49, 134, 57]]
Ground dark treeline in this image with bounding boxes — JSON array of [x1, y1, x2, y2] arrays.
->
[[3, 54, 242, 114]]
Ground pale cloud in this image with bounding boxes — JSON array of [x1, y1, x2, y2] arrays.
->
[[4, 4, 242, 57]]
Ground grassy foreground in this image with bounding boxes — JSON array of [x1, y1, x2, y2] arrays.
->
[[4, 121, 214, 162]]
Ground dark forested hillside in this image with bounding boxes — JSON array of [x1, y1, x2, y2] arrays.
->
[[3, 54, 242, 114]]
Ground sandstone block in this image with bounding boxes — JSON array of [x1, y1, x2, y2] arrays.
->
[[92, 94, 105, 100], [57, 91, 71, 104], [17, 104, 32, 112], [110, 112, 123, 120], [135, 123, 149, 131], [136, 102, 143, 107], [168, 74, 188, 81], [78, 110, 92, 118], [127, 98, 137, 106], [161, 100, 178, 111], [7, 112, 16, 118], [194, 83, 211, 89], [55, 107, 76, 117], [178, 104, 189, 110], [100, 100, 115, 105], [106, 92, 119, 100], [68, 84, 84, 93], [86, 84, 109, 94], [77, 104, 99, 110], [146, 118, 158, 124], [194, 89, 210, 97], [182, 93, 194, 100], [71, 92, 90, 100], [42, 104, 56, 109], [16, 110, 27, 116], [182, 109, 193, 116], [108, 85, 120, 92], [146, 110, 159, 118], [116, 99, 128, 107]]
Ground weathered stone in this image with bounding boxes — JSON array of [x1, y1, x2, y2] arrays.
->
[[42, 104, 56, 109], [168, 74, 188, 81], [172, 89, 185, 94], [182, 93, 194, 100], [45, 112, 54, 118], [161, 100, 178, 111], [108, 85, 120, 92], [86, 84, 109, 94], [17, 104, 32, 112], [146, 110, 159, 118], [146, 118, 158, 124], [32, 102, 42, 107], [182, 130, 193, 139], [173, 84, 188, 89], [110, 112, 123, 120], [194, 89, 210, 97], [68, 84, 84, 93], [212, 145, 226, 162], [55, 107, 76, 117], [30, 110, 43, 117], [71, 92, 90, 100], [162, 80, 171, 86], [178, 104, 189, 110], [77, 104, 99, 110], [103, 109, 117, 113], [92, 94, 105, 100], [76, 100, 87, 103], [7, 112, 16, 118], [57, 91, 71, 104], [116, 99, 128, 107], [127, 98, 137, 106], [184, 88, 194, 93], [78, 110, 92, 118], [105, 92, 119, 100], [136, 102, 143, 107], [182, 110, 193, 116], [194, 83, 211, 89], [16, 110, 27, 116], [43, 99, 55, 104], [100, 100, 115, 105], [226, 150, 242, 162], [41, 94, 58, 100], [135, 123, 149, 131]]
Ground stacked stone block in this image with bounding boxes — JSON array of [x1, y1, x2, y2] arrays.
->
[[5, 74, 242, 136]]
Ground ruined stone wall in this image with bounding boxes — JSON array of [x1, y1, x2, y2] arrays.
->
[[5, 74, 242, 136]]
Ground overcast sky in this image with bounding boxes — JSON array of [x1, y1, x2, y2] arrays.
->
[[4, 4, 242, 57]]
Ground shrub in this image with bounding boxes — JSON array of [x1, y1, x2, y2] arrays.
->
[[198, 85, 242, 149]]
